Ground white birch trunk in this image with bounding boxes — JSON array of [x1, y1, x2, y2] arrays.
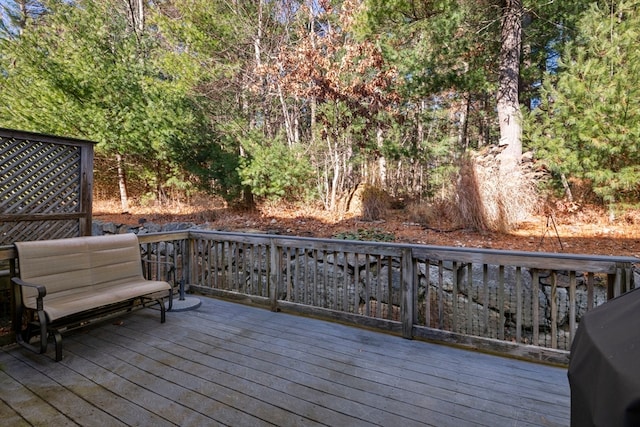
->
[[377, 125, 386, 188], [116, 153, 129, 213]]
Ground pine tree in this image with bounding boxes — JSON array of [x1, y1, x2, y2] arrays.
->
[[527, 0, 640, 204]]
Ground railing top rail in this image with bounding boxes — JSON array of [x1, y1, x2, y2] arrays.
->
[[412, 246, 639, 272], [136, 231, 190, 244], [188, 230, 405, 256], [0, 245, 16, 261], [186, 229, 639, 266]]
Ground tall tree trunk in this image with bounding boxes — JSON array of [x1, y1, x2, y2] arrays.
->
[[458, 62, 470, 151], [124, 0, 144, 34], [329, 138, 340, 211], [496, 0, 523, 174], [458, 94, 470, 151], [116, 153, 129, 213], [309, 2, 317, 146], [376, 124, 387, 188], [278, 83, 295, 146]]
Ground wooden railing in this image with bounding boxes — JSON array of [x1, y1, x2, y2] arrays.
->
[[2, 230, 638, 365], [137, 230, 638, 365]]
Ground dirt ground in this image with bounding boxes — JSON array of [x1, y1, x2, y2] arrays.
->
[[93, 200, 640, 259]]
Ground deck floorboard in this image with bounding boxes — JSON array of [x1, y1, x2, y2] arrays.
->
[[0, 296, 570, 426]]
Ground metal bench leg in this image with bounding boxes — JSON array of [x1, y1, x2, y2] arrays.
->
[[15, 310, 50, 356], [53, 331, 63, 361], [160, 297, 166, 323]]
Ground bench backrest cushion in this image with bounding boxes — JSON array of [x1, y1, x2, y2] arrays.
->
[[15, 234, 144, 300]]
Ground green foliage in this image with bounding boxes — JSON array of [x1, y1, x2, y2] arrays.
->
[[0, 0, 228, 201], [238, 134, 314, 202], [333, 228, 396, 242], [361, 0, 489, 96], [526, 0, 640, 203], [2, 0, 640, 210]]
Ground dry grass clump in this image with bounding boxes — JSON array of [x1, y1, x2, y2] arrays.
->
[[456, 155, 539, 232], [406, 198, 463, 230], [360, 185, 390, 221], [455, 157, 490, 231]]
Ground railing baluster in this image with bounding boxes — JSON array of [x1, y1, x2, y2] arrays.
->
[[569, 271, 577, 346], [532, 268, 539, 346], [386, 255, 393, 320], [364, 253, 371, 317], [354, 253, 359, 315], [467, 263, 473, 335], [498, 265, 505, 341], [332, 251, 338, 311], [311, 248, 317, 306], [516, 266, 522, 344], [301, 247, 307, 304], [424, 258, 430, 327], [247, 242, 253, 294], [413, 256, 419, 326], [257, 244, 263, 296], [551, 270, 558, 349], [220, 241, 226, 290], [269, 241, 278, 311], [483, 264, 489, 336], [238, 242, 244, 293], [203, 239, 210, 288], [215, 240, 221, 289], [286, 247, 293, 302], [452, 261, 459, 333], [376, 255, 382, 318], [343, 252, 349, 313], [438, 260, 444, 329]]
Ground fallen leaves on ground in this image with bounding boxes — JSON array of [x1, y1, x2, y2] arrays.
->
[[94, 203, 640, 258]]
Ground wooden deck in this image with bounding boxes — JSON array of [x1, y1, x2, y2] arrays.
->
[[0, 296, 570, 426]]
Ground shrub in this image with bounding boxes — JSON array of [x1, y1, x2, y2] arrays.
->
[[238, 137, 314, 202]]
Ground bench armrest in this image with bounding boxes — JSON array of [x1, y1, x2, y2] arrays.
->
[[11, 277, 49, 354], [12, 277, 47, 300]]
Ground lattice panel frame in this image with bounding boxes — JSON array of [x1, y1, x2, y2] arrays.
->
[[0, 128, 95, 245]]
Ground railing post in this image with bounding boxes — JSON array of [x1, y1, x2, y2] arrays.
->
[[401, 248, 414, 339], [269, 239, 279, 312], [607, 272, 617, 299]]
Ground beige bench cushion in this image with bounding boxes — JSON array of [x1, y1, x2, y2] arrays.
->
[[37, 279, 171, 321], [15, 234, 170, 321]]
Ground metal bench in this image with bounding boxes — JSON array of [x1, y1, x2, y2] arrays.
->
[[12, 233, 172, 361]]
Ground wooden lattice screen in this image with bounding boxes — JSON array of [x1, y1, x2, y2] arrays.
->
[[0, 128, 95, 245]]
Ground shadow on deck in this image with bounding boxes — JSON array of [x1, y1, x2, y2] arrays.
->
[[0, 296, 569, 426]]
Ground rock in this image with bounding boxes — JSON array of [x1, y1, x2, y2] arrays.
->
[[101, 222, 118, 234], [163, 222, 196, 232]]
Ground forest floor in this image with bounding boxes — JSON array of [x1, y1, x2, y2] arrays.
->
[[94, 198, 640, 259]]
